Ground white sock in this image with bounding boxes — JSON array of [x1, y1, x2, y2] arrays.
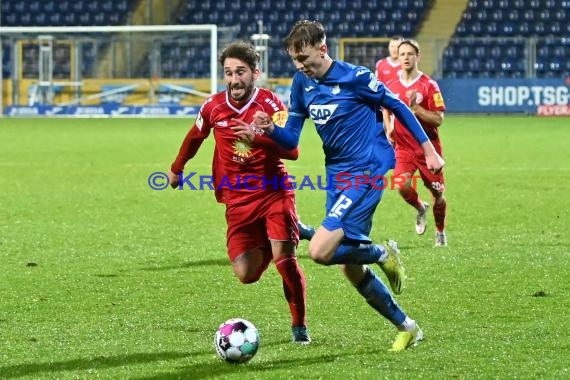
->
[[398, 317, 416, 332], [375, 245, 388, 264]]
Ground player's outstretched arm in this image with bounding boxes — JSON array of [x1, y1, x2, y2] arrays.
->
[[168, 125, 206, 188], [383, 93, 445, 173], [167, 170, 180, 188], [420, 141, 445, 173], [231, 119, 299, 160], [251, 111, 303, 150]]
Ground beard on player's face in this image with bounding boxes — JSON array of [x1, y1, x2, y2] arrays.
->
[[228, 81, 254, 102]]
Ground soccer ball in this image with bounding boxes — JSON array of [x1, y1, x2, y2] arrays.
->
[[214, 318, 260, 364]]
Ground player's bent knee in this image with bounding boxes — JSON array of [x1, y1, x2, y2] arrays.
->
[[308, 245, 332, 265], [239, 275, 260, 284], [233, 265, 262, 284], [236, 270, 261, 284], [397, 180, 413, 194], [434, 194, 446, 204]]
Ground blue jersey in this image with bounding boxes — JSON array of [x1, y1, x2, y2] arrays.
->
[[288, 61, 427, 174], [268, 61, 429, 241], [271, 61, 428, 175]]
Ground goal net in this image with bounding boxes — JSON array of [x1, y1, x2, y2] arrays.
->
[[0, 24, 236, 117], [339, 37, 391, 74]]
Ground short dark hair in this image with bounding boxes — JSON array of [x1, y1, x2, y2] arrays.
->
[[398, 39, 420, 54], [219, 41, 259, 72], [284, 20, 326, 53]]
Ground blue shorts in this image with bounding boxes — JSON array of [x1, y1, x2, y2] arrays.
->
[[321, 163, 394, 243]]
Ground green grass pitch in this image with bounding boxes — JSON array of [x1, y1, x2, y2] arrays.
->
[[0, 116, 568, 379]]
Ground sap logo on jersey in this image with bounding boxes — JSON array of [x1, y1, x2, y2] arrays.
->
[[309, 105, 338, 125]]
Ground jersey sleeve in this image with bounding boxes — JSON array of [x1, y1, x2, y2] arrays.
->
[[268, 74, 306, 149], [351, 69, 430, 146], [170, 102, 212, 174], [253, 98, 299, 160], [352, 68, 387, 104], [426, 79, 446, 112]]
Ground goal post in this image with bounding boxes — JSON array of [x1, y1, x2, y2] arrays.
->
[[339, 37, 391, 74], [0, 24, 222, 117]]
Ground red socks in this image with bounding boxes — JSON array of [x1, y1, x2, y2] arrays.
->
[[275, 256, 307, 327], [433, 198, 447, 233]]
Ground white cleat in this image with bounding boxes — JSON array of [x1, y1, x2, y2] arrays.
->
[[415, 201, 429, 235], [434, 231, 447, 247]]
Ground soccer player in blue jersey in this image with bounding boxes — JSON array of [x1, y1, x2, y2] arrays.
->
[[244, 20, 445, 351]]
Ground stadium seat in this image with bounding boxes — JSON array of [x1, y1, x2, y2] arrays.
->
[[42, 1, 55, 12], [485, 21, 498, 35], [72, 1, 84, 13], [28, 1, 40, 12], [444, 0, 570, 78], [467, 59, 481, 72]]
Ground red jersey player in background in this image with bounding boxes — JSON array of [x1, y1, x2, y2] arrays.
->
[[375, 35, 404, 84], [167, 41, 311, 343], [383, 39, 448, 247]]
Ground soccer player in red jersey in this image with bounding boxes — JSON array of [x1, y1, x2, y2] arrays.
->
[[167, 41, 311, 343], [375, 36, 404, 84], [383, 39, 448, 247]]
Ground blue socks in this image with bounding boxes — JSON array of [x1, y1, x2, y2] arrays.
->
[[328, 242, 382, 265], [356, 267, 406, 325]]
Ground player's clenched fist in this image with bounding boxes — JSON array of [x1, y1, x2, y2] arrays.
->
[[252, 111, 275, 134]]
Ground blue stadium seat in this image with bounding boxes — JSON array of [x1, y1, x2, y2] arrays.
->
[[548, 22, 561, 34], [491, 9, 503, 21], [13, 1, 25, 13], [467, 59, 481, 72], [72, 0, 85, 13], [554, 9, 566, 20], [56, 1, 69, 12], [197, 0, 211, 10], [98, 0, 111, 12], [455, 23, 468, 36], [28, 1, 40, 13], [392, 9, 403, 21], [485, 21, 499, 34], [48, 13, 61, 26], [528, 0, 542, 9], [33, 13, 48, 26], [42, 1, 55, 12], [63, 12, 76, 24], [523, 9, 535, 21], [501, 21, 517, 36]]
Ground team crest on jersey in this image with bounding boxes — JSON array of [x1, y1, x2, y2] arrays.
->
[[406, 90, 423, 104], [196, 113, 204, 131], [233, 139, 252, 158], [368, 77, 380, 92], [272, 110, 289, 127], [433, 92, 445, 107], [331, 85, 340, 95]]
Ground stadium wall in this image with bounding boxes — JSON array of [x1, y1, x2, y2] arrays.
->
[[439, 78, 570, 115]]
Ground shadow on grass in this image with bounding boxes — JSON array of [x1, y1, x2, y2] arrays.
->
[[140, 258, 229, 271], [0, 351, 192, 379], [133, 352, 340, 380]]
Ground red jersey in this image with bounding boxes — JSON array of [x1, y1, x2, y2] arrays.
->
[[375, 57, 401, 84], [386, 72, 446, 154], [171, 87, 297, 205]]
